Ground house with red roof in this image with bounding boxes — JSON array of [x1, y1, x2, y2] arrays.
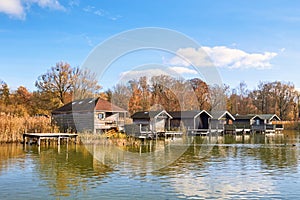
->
[[52, 97, 127, 133]]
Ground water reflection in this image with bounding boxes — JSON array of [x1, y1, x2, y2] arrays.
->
[[83, 137, 192, 174], [34, 145, 113, 197], [0, 131, 299, 199], [0, 144, 113, 198], [0, 144, 26, 174], [154, 133, 299, 199]]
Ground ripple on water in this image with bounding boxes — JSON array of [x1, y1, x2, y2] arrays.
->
[[0, 133, 300, 199]]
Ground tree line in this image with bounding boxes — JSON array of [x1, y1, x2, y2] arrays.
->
[[0, 62, 101, 117], [108, 76, 299, 120], [0, 62, 299, 120]]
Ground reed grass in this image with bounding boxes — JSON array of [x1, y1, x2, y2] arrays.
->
[[0, 115, 57, 143], [283, 121, 300, 130]]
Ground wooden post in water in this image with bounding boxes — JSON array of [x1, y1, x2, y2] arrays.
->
[[23, 134, 26, 146], [37, 137, 41, 146]]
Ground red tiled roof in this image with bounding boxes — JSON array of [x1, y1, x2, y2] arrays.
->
[[95, 98, 126, 112], [52, 97, 126, 114]]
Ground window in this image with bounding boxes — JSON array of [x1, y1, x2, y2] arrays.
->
[[256, 119, 260, 125], [98, 113, 105, 120]]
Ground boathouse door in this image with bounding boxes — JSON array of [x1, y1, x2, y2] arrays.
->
[[155, 118, 166, 132]]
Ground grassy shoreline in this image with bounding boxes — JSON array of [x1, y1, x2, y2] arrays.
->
[[1, 115, 300, 144]]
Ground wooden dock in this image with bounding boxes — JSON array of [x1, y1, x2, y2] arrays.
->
[[23, 133, 78, 146]]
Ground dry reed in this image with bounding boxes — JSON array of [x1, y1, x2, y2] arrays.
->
[[0, 115, 57, 143]]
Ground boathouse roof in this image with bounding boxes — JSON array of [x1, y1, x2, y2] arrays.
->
[[131, 110, 172, 119], [169, 110, 212, 119], [52, 97, 126, 114], [234, 114, 281, 121], [234, 114, 256, 120], [210, 110, 235, 120], [258, 114, 281, 121]]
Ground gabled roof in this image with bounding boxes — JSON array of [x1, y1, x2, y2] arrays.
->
[[210, 110, 235, 120], [234, 114, 281, 121], [258, 114, 281, 121], [95, 98, 127, 112], [52, 97, 126, 114], [131, 110, 172, 119], [234, 114, 256, 120], [169, 110, 212, 119]]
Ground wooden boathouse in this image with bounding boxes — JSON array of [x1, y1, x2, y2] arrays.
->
[[168, 110, 212, 135], [210, 110, 236, 134], [125, 110, 183, 139], [233, 114, 282, 134], [52, 97, 127, 133]]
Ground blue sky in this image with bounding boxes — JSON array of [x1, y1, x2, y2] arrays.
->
[[1, 0, 300, 92]]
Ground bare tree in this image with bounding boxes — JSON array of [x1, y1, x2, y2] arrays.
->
[[35, 62, 74, 105], [273, 81, 295, 119], [72, 67, 102, 100], [209, 84, 228, 111], [36, 62, 102, 105], [110, 84, 131, 110]]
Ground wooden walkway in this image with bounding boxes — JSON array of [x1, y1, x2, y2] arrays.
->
[[23, 133, 78, 146]]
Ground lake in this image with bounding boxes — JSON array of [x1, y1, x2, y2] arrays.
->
[[0, 131, 300, 199]]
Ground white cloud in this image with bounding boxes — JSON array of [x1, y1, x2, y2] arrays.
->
[[0, 0, 24, 18], [169, 47, 213, 67], [169, 46, 278, 69], [83, 5, 121, 21], [28, 0, 65, 11], [120, 68, 170, 83], [0, 0, 65, 19], [168, 66, 197, 74], [118, 66, 197, 84], [68, 0, 79, 7]]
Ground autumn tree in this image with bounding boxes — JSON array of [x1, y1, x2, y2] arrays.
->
[[35, 62, 75, 105], [30, 91, 61, 116], [0, 81, 10, 106], [35, 62, 102, 108], [150, 75, 178, 111], [249, 82, 270, 114], [128, 80, 143, 114], [227, 89, 239, 114], [138, 76, 151, 111], [235, 81, 256, 115], [248, 81, 297, 120], [10, 86, 33, 116], [189, 78, 210, 110], [272, 81, 296, 120], [295, 90, 300, 120]]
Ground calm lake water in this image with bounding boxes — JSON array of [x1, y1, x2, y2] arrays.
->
[[1, 131, 300, 199]]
